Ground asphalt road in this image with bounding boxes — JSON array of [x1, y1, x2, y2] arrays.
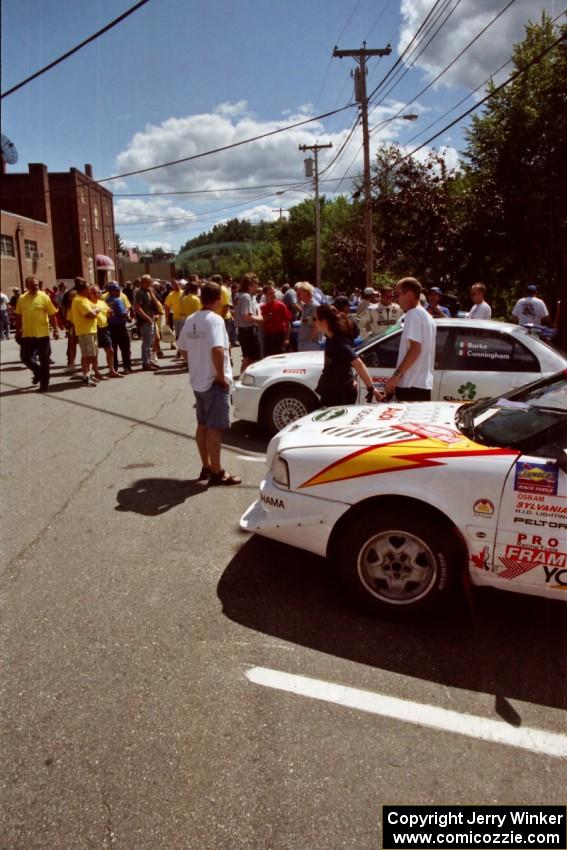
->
[[1, 336, 565, 850]]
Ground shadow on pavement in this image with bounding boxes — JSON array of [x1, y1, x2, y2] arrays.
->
[[115, 476, 208, 515], [224, 419, 270, 455], [218, 535, 567, 711]]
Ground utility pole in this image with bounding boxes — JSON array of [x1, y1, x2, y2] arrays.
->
[[333, 42, 391, 290], [271, 207, 287, 220], [299, 141, 332, 288]]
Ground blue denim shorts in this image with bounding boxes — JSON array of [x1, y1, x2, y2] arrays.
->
[[194, 383, 231, 429]]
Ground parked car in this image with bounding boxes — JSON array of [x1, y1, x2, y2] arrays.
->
[[240, 371, 567, 617], [233, 319, 567, 434]]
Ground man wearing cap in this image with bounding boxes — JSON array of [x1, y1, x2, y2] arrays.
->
[[356, 287, 378, 317], [511, 285, 549, 326], [14, 276, 58, 392], [359, 285, 403, 337], [425, 287, 451, 318], [106, 282, 132, 373]]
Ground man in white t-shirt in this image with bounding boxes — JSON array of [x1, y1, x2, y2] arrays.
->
[[511, 285, 549, 326], [177, 282, 241, 486], [466, 282, 492, 320], [384, 277, 436, 401]]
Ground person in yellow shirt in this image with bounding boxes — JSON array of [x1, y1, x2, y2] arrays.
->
[[181, 280, 202, 320], [70, 280, 103, 387], [164, 279, 186, 358], [14, 276, 58, 392], [89, 285, 123, 378]]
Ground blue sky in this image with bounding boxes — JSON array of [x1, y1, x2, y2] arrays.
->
[[1, 0, 559, 252]]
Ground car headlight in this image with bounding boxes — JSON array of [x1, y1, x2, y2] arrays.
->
[[271, 454, 290, 488], [241, 373, 256, 386]]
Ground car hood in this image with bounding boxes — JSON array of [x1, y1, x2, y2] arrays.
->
[[245, 350, 324, 376], [271, 401, 464, 454], [269, 401, 518, 492]]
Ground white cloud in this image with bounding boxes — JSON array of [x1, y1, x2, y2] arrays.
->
[[123, 239, 175, 253], [114, 101, 428, 200], [214, 100, 250, 117], [114, 197, 196, 232], [398, 0, 557, 90]]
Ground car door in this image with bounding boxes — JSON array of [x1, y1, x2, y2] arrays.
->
[[356, 326, 449, 400], [437, 327, 543, 403], [493, 435, 567, 596]]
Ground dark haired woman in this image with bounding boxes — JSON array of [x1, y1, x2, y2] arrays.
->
[[314, 304, 382, 407]]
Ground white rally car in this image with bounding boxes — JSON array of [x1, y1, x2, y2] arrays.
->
[[240, 371, 567, 617], [233, 319, 567, 434]]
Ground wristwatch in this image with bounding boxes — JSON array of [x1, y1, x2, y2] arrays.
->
[[394, 369, 403, 378]]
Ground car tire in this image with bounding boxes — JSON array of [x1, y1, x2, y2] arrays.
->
[[263, 386, 318, 434], [336, 509, 460, 618]]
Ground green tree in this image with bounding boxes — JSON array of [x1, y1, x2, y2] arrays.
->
[[463, 14, 567, 337]]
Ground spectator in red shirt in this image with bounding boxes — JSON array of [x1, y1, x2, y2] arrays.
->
[[260, 284, 292, 356]]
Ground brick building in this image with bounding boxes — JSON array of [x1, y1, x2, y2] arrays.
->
[[1, 163, 57, 291], [1, 163, 116, 291]]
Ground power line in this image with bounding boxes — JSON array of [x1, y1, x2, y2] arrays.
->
[[370, 0, 518, 126], [403, 7, 567, 148], [1, 0, 150, 99], [401, 29, 567, 160], [369, 0, 519, 135], [366, 0, 449, 104], [115, 179, 311, 197], [96, 103, 355, 183]]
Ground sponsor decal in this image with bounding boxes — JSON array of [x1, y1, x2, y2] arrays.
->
[[514, 517, 566, 529], [497, 534, 566, 580], [261, 494, 285, 509], [372, 376, 388, 385], [514, 461, 558, 495], [350, 409, 372, 425], [299, 435, 518, 489], [378, 406, 400, 421], [457, 382, 477, 401], [282, 368, 307, 375], [474, 499, 494, 517], [395, 423, 463, 445], [457, 339, 510, 360], [312, 408, 348, 422], [514, 493, 567, 519], [543, 567, 567, 589], [471, 545, 490, 570]]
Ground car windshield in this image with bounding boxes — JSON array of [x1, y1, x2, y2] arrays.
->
[[355, 322, 402, 352], [455, 371, 567, 448]]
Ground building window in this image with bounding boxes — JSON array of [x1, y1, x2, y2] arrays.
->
[[1, 235, 15, 257], [83, 217, 89, 245], [94, 205, 100, 230], [80, 191, 86, 205], [24, 239, 38, 259]]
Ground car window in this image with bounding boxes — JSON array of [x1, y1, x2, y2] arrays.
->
[[434, 327, 450, 369], [359, 330, 400, 368], [444, 328, 539, 372]]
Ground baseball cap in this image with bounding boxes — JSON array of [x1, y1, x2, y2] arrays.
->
[[526, 284, 537, 293], [363, 287, 376, 296], [107, 282, 120, 291], [428, 286, 443, 294]]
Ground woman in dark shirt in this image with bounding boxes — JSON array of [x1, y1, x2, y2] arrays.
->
[[314, 304, 382, 407]]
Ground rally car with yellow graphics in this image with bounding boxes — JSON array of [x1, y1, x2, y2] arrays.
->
[[240, 371, 567, 617]]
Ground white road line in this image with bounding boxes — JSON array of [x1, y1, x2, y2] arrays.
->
[[245, 667, 567, 759]]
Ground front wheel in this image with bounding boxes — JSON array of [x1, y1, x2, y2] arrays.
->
[[336, 509, 460, 618], [262, 386, 318, 434]]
